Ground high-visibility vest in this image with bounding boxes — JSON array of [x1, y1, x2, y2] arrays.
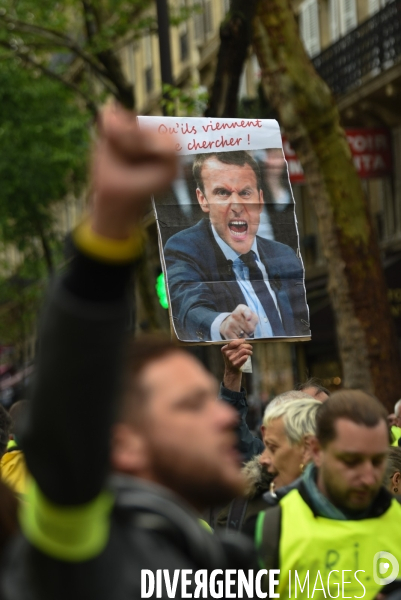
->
[[391, 425, 401, 446], [0, 440, 28, 497], [257, 488, 401, 599]]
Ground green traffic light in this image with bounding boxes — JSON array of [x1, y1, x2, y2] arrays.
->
[[156, 272, 169, 309]]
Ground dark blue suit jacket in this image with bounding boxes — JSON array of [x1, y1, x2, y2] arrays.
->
[[164, 219, 310, 341]]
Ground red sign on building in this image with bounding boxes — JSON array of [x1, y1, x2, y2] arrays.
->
[[282, 128, 393, 183]]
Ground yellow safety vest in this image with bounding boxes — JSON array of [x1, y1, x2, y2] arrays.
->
[[0, 440, 28, 496], [258, 488, 401, 599], [391, 425, 401, 446]]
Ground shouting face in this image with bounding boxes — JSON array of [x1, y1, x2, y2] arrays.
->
[[196, 157, 263, 254]]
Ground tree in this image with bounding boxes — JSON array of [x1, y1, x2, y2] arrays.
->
[[0, 63, 90, 275], [0, 0, 183, 329], [0, 0, 152, 111], [208, 0, 401, 409], [205, 0, 257, 118], [0, 273, 43, 365], [0, 0, 190, 112]]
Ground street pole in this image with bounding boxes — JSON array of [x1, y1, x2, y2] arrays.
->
[[156, 0, 174, 115]]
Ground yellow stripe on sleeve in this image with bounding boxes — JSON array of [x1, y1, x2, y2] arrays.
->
[[20, 479, 114, 562], [73, 219, 144, 264]]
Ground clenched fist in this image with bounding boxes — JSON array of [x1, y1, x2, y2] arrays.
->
[[219, 304, 258, 340], [91, 105, 178, 240]]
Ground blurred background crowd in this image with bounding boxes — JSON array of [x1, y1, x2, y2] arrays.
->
[[1, 0, 401, 413]]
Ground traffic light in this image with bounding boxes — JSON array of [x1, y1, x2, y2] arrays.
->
[[156, 272, 168, 309]]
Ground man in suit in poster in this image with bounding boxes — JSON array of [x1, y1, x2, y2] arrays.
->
[[164, 151, 310, 342]]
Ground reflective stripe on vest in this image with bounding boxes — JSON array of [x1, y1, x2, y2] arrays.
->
[[260, 488, 401, 599]]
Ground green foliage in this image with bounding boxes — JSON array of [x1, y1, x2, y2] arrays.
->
[[169, 2, 203, 26], [0, 272, 44, 348], [0, 0, 153, 108], [161, 83, 208, 117], [0, 62, 90, 267], [0, 0, 200, 109]]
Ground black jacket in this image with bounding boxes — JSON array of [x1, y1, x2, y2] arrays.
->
[[219, 384, 264, 462], [2, 247, 256, 600]]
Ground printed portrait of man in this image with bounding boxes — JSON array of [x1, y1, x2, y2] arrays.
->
[[163, 150, 310, 342]]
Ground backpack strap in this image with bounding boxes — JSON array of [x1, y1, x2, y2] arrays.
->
[[226, 497, 249, 531], [255, 505, 281, 570]]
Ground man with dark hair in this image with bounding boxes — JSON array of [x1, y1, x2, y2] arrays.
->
[[192, 151, 263, 193], [253, 390, 401, 599], [2, 107, 256, 600], [296, 377, 330, 402], [164, 151, 310, 342]]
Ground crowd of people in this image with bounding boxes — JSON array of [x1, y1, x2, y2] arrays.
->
[[0, 105, 401, 599]]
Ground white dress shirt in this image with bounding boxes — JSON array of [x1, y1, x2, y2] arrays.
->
[[210, 226, 283, 340]]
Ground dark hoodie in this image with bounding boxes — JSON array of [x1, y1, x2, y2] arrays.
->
[[217, 456, 273, 531]]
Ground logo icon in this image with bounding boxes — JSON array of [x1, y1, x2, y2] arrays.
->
[[373, 551, 399, 585]]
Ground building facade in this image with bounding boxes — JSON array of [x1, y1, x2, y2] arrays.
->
[[294, 0, 401, 388]]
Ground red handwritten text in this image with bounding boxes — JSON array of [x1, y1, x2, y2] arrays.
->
[[187, 136, 243, 151], [202, 120, 262, 132], [158, 122, 198, 136]]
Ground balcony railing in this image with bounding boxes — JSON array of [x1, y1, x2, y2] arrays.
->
[[313, 0, 401, 97]]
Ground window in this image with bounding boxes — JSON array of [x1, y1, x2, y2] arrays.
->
[[180, 32, 189, 61], [143, 34, 153, 93], [368, 0, 380, 14], [126, 43, 136, 85], [193, 0, 213, 43], [328, 0, 340, 42], [222, 0, 230, 15], [368, 0, 392, 16], [299, 0, 321, 57], [179, 0, 189, 61], [328, 0, 357, 42], [194, 10, 204, 42], [341, 0, 357, 34], [204, 0, 213, 35]]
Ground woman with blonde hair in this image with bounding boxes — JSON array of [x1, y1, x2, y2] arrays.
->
[[260, 398, 321, 492], [218, 398, 320, 530]]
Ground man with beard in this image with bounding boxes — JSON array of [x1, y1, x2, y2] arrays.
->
[[2, 106, 256, 600], [164, 151, 310, 342], [254, 390, 401, 599]]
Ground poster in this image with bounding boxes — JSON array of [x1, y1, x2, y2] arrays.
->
[[138, 116, 310, 344]]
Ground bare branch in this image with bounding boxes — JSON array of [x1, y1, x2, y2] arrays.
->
[[0, 13, 111, 81], [81, 0, 98, 40], [0, 41, 98, 116]]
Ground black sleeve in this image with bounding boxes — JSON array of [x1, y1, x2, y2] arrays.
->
[[242, 514, 258, 539], [21, 246, 134, 506], [219, 383, 264, 461]]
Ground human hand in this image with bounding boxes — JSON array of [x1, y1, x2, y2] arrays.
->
[[221, 339, 253, 392], [221, 339, 253, 372], [90, 104, 178, 239], [219, 304, 258, 340]]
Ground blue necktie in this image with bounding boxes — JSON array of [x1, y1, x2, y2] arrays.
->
[[240, 251, 286, 336]]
